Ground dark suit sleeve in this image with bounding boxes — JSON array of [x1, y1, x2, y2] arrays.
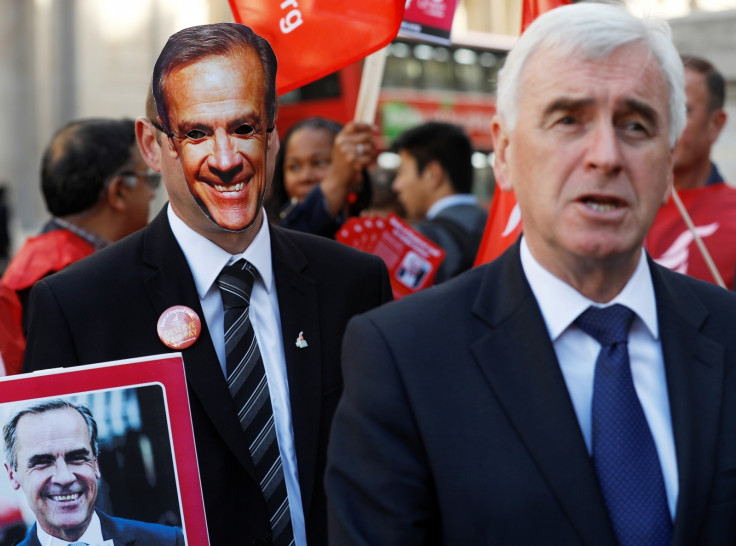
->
[[325, 313, 440, 546], [23, 278, 79, 372]]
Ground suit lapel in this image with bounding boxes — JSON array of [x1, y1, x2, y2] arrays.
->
[[470, 245, 617, 546], [650, 262, 725, 545], [270, 225, 323, 512], [141, 209, 257, 478]]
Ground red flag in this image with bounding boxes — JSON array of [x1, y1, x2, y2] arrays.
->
[[474, 184, 522, 265], [522, 0, 572, 32], [474, 0, 570, 266], [229, 0, 404, 95]]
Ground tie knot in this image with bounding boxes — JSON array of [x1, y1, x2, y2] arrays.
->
[[217, 259, 258, 310], [575, 303, 635, 346]]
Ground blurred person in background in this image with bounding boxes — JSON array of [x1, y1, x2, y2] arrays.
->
[[645, 54, 736, 289], [391, 121, 488, 283], [360, 167, 405, 218], [266, 117, 374, 238], [2, 118, 158, 333], [0, 283, 23, 375]]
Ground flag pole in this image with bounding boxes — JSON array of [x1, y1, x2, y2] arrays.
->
[[670, 187, 726, 288], [354, 47, 389, 123]]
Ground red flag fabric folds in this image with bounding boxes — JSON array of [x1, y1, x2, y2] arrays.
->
[[522, 0, 572, 32], [645, 183, 736, 290], [229, 0, 405, 95], [474, 184, 522, 266]]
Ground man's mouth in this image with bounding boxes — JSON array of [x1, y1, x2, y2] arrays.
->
[[48, 492, 82, 502], [582, 197, 623, 212], [214, 182, 246, 193]]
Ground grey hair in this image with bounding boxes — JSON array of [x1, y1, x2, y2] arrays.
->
[[496, 1, 686, 147], [3, 399, 99, 471]]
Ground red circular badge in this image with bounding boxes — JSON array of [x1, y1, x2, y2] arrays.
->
[[157, 305, 201, 349]]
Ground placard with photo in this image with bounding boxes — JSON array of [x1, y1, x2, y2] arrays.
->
[[0, 354, 208, 546]]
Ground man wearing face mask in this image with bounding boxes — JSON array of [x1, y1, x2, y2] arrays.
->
[[23, 22, 392, 546]]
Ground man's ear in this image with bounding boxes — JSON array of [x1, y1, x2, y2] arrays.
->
[[709, 108, 727, 144], [135, 118, 163, 172], [422, 160, 445, 190], [491, 116, 513, 192], [5, 462, 20, 491], [105, 177, 129, 213]]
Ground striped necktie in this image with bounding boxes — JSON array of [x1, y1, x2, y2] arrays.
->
[[217, 259, 294, 545], [576, 304, 672, 546]]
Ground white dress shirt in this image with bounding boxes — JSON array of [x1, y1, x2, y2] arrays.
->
[[37, 511, 106, 546], [519, 237, 679, 518], [168, 205, 307, 545]]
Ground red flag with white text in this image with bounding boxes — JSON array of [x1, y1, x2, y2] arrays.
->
[[474, 0, 570, 266], [228, 0, 405, 95]]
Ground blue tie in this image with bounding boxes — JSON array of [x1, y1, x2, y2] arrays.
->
[[575, 304, 672, 546]]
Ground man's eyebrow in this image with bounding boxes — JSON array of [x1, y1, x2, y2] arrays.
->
[[26, 448, 92, 467], [541, 98, 594, 120], [26, 453, 54, 467], [64, 448, 92, 460], [620, 98, 660, 128]]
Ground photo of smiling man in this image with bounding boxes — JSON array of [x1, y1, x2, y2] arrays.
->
[[2, 399, 184, 546]]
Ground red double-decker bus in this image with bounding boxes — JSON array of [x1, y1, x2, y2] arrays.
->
[[276, 31, 516, 153]]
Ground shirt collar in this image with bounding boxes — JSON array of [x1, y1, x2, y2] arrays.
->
[[520, 237, 659, 341], [426, 194, 479, 219], [167, 204, 274, 297], [38, 511, 104, 546]]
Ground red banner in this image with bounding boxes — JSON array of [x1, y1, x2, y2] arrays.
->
[[229, 0, 405, 95]]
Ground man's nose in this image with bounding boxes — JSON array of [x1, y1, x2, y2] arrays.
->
[[299, 165, 320, 184], [52, 460, 76, 485], [585, 122, 623, 175], [208, 128, 242, 174]]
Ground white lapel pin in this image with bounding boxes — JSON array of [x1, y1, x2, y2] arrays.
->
[[296, 331, 308, 349]]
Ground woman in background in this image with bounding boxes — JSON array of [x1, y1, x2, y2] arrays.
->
[[267, 117, 374, 238]]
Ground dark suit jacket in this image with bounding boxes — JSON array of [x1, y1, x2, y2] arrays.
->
[[23, 207, 392, 545], [17, 510, 184, 545], [414, 202, 487, 284], [326, 242, 736, 545]]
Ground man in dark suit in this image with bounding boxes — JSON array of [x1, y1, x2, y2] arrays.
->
[[23, 23, 391, 545], [3, 400, 183, 545], [391, 121, 487, 283], [326, 3, 736, 545]]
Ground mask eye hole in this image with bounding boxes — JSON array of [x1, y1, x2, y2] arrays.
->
[[234, 124, 256, 136], [184, 129, 208, 141]]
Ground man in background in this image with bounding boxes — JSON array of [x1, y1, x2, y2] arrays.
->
[[327, 3, 736, 544], [2, 118, 158, 331], [391, 121, 487, 283], [645, 55, 736, 289]]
